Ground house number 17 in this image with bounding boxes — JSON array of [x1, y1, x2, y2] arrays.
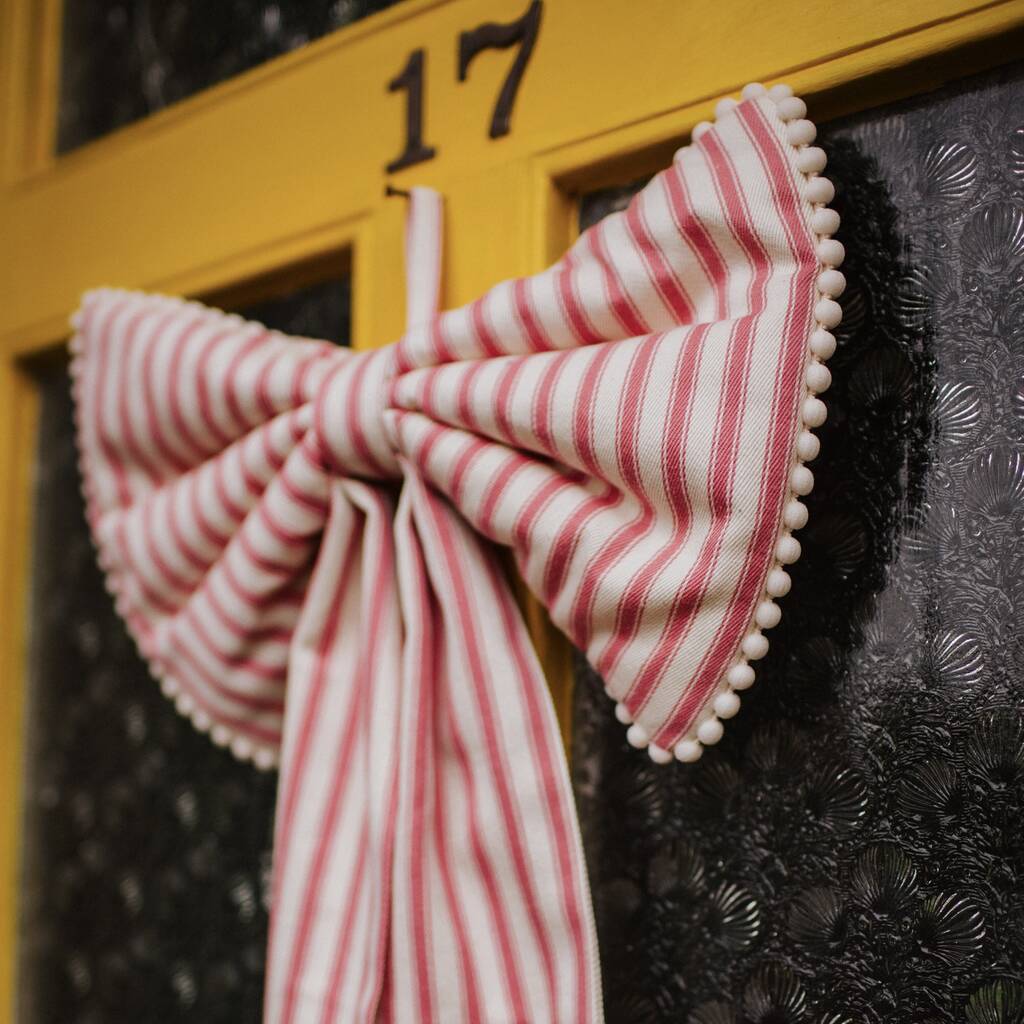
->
[[385, 0, 543, 173]]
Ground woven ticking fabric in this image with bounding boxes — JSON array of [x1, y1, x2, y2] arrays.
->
[[68, 88, 840, 1022]]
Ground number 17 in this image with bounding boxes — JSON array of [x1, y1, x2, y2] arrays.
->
[[386, 0, 544, 173]]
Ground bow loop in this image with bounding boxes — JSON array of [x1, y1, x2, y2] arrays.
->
[[386, 89, 824, 755]]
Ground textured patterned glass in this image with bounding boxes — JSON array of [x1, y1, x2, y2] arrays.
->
[[58, 0, 406, 153], [573, 61, 1024, 1023], [17, 275, 349, 1023]]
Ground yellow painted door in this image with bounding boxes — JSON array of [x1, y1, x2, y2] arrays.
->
[[1, 0, 1021, 1017]]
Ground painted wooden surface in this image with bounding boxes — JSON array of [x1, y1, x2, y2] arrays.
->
[[1, 0, 1022, 1017]]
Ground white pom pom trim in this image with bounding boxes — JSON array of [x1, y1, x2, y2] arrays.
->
[[67, 288, 281, 773], [619, 83, 841, 765]]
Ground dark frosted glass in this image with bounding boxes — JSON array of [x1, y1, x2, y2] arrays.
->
[[573, 61, 1024, 1023], [17, 274, 349, 1023], [58, 0, 406, 153]]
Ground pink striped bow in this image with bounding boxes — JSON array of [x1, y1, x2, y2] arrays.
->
[[69, 85, 842, 1023]]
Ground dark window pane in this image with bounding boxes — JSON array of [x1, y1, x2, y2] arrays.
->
[[577, 176, 650, 233], [573, 61, 1024, 1024], [238, 273, 351, 345], [58, 1, 406, 153], [17, 274, 349, 1023]]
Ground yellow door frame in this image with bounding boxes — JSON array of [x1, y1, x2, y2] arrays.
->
[[1, 0, 1022, 1015]]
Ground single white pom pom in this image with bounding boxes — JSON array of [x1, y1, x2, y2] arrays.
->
[[192, 709, 212, 732], [742, 82, 767, 98], [817, 238, 845, 267], [714, 690, 742, 719], [697, 717, 725, 745], [776, 96, 807, 121], [253, 747, 278, 771], [692, 120, 713, 141], [806, 362, 832, 394], [728, 662, 756, 690], [776, 535, 802, 564], [806, 176, 835, 204], [742, 632, 770, 660], [626, 723, 650, 749], [160, 677, 178, 698], [810, 208, 841, 236], [615, 702, 633, 725], [755, 600, 782, 630], [715, 97, 738, 118], [796, 147, 828, 174], [796, 429, 821, 462], [766, 568, 792, 598], [815, 298, 843, 329], [231, 736, 255, 761], [803, 396, 828, 427], [810, 329, 837, 360], [768, 83, 794, 100], [817, 269, 846, 298], [786, 119, 817, 147], [648, 743, 673, 765], [674, 739, 704, 763], [175, 692, 195, 716], [211, 724, 232, 747], [790, 465, 814, 496], [784, 499, 809, 531]]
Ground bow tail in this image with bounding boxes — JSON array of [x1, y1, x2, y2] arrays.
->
[[389, 462, 602, 1024], [260, 466, 601, 1024], [264, 479, 405, 1023]]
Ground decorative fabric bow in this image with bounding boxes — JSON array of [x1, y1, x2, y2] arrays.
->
[[69, 84, 843, 1023]]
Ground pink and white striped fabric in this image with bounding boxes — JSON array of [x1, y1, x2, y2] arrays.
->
[[69, 87, 841, 1022]]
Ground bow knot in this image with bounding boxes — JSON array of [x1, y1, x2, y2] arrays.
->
[[309, 186, 444, 481], [312, 345, 401, 478]]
